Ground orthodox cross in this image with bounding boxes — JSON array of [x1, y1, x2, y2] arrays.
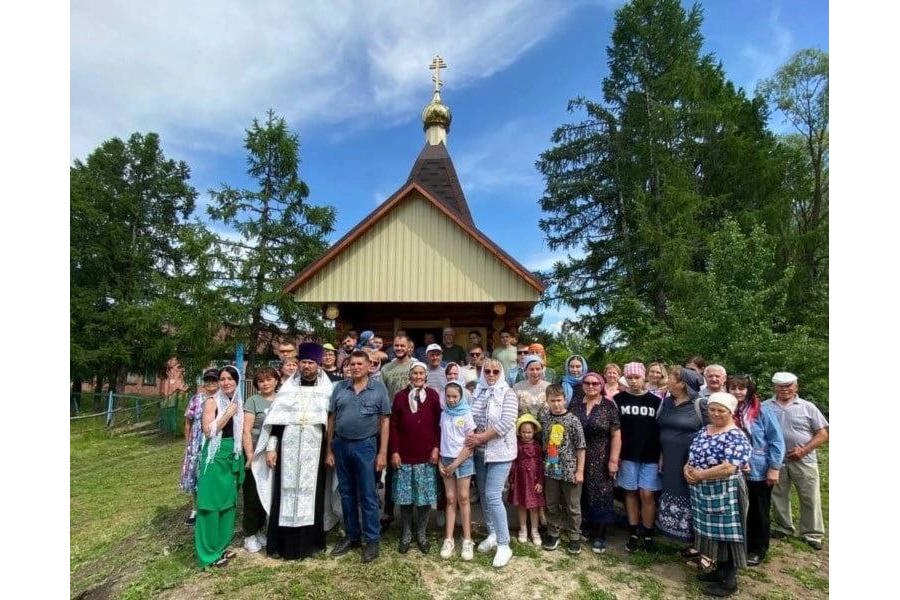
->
[[429, 55, 447, 92]]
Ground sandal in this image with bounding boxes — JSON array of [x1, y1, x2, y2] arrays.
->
[[223, 549, 238, 560], [686, 554, 714, 570], [212, 555, 229, 567], [682, 547, 701, 559]]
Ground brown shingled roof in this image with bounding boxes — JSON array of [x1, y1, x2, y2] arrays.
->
[[406, 141, 474, 226]]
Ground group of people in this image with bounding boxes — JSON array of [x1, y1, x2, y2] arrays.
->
[[178, 333, 828, 599]]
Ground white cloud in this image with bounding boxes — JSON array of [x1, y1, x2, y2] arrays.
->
[[522, 247, 586, 273], [454, 117, 549, 195], [738, 5, 795, 90], [71, 0, 575, 161]]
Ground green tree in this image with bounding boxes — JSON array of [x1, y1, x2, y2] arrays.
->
[[537, 0, 778, 349], [758, 49, 829, 325], [70, 132, 199, 392], [207, 110, 336, 369]]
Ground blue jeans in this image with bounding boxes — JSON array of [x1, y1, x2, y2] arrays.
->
[[474, 451, 513, 545], [333, 435, 381, 544]]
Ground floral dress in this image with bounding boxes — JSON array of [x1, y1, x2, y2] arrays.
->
[[570, 397, 620, 525], [179, 393, 205, 493]]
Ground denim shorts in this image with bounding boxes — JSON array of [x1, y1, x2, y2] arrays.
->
[[618, 460, 661, 491], [441, 455, 475, 479]]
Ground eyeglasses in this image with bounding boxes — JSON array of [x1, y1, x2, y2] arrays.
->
[[583, 381, 601, 386], [484, 369, 501, 375], [469, 352, 482, 357]]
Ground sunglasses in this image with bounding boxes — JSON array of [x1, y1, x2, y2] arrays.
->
[[583, 381, 601, 386], [484, 368, 501, 375], [469, 352, 482, 357], [517, 350, 528, 355]]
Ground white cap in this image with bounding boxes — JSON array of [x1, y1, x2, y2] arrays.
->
[[771, 372, 798, 385], [708, 392, 738, 414], [426, 343, 443, 354]]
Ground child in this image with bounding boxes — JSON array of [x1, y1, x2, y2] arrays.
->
[[615, 362, 663, 553], [437, 382, 476, 560], [508, 414, 544, 545], [180, 368, 219, 524], [539, 384, 586, 554]]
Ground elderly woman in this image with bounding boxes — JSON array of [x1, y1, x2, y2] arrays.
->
[[684, 392, 752, 598], [241, 367, 280, 553], [513, 354, 550, 416], [656, 366, 706, 556], [390, 361, 442, 554], [728, 375, 785, 567], [561, 354, 589, 407], [195, 366, 245, 568], [465, 358, 518, 568], [570, 371, 621, 553], [279, 356, 299, 384], [321, 343, 343, 383]]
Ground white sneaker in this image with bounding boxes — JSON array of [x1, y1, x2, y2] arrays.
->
[[243, 535, 262, 553], [461, 539, 475, 561], [255, 532, 267, 548], [492, 544, 513, 568], [517, 528, 528, 543], [439, 538, 455, 559], [477, 533, 497, 553]]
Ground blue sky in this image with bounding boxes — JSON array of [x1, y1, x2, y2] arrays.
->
[[70, 0, 829, 332]]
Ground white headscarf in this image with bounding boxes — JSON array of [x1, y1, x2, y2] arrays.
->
[[473, 360, 512, 424], [203, 365, 244, 472], [407, 361, 427, 413]]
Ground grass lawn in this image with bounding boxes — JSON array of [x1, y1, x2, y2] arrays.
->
[[71, 429, 829, 599]]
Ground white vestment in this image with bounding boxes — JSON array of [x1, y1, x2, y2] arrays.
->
[[252, 371, 338, 529]]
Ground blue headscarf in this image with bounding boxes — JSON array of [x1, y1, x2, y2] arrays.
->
[[442, 381, 471, 417], [561, 354, 588, 406]]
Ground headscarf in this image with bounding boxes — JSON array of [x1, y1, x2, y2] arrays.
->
[[472, 361, 511, 410], [521, 354, 544, 380], [407, 361, 427, 413], [679, 368, 703, 399], [441, 381, 471, 417], [561, 354, 588, 405], [203, 365, 244, 472]]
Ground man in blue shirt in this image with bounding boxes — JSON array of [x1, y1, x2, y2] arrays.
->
[[326, 350, 392, 562]]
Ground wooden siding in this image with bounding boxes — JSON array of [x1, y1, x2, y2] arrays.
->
[[292, 193, 541, 303]]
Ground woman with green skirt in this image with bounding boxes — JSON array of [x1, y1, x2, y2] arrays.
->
[[195, 365, 245, 568]]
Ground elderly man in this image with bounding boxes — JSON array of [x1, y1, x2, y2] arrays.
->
[[424, 343, 448, 393], [251, 342, 338, 560], [441, 327, 467, 365], [325, 350, 391, 562], [699, 364, 726, 398], [763, 372, 829, 550]]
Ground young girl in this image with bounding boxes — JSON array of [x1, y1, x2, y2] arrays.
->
[[508, 414, 544, 545], [180, 368, 220, 524], [437, 382, 476, 560]]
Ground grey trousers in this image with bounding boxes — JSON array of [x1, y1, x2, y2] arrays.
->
[[545, 478, 582, 538], [771, 459, 825, 543]]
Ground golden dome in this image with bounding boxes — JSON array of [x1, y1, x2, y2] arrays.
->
[[422, 90, 451, 132]]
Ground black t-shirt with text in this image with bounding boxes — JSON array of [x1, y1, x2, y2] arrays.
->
[[615, 390, 662, 463]]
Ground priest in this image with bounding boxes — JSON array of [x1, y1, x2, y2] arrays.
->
[[251, 342, 337, 560]]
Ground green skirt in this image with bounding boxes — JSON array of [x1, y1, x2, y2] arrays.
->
[[195, 437, 244, 567]]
